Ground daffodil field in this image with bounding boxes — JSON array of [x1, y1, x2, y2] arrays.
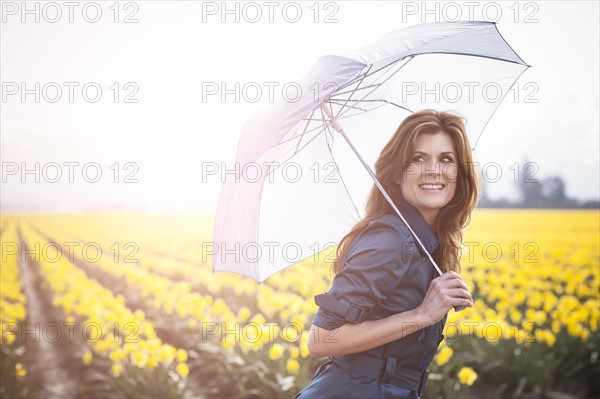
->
[[1, 210, 598, 398]]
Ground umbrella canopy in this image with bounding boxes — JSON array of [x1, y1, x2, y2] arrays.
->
[[212, 21, 529, 283]]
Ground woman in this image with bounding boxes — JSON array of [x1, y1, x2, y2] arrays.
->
[[293, 109, 481, 399]]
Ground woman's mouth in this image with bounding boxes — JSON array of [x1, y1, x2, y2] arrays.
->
[[419, 183, 445, 192]]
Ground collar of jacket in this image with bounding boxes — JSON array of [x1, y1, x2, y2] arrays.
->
[[392, 199, 440, 254]]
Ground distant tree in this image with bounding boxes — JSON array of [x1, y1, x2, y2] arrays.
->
[[542, 176, 567, 206], [517, 160, 545, 207]]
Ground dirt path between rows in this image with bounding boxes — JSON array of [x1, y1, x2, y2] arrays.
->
[[17, 227, 82, 398]]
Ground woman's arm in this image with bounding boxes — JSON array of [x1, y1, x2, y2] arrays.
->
[[307, 307, 429, 358], [307, 271, 473, 358]]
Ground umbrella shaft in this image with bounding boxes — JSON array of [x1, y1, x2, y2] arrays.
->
[[337, 127, 443, 276]]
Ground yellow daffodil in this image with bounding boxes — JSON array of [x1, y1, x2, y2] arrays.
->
[[176, 362, 189, 378], [458, 367, 478, 386], [286, 359, 300, 374], [82, 351, 93, 366], [176, 348, 188, 362], [435, 346, 453, 366], [15, 362, 26, 378], [111, 363, 123, 377], [269, 343, 285, 360]]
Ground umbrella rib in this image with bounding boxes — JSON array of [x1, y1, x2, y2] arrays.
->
[[264, 124, 331, 175], [425, 22, 529, 67], [326, 100, 369, 113], [330, 99, 415, 114], [324, 129, 362, 219], [318, 105, 363, 217], [492, 23, 531, 67], [319, 104, 336, 151], [294, 108, 317, 154], [471, 65, 531, 150], [328, 83, 382, 97], [326, 102, 394, 124], [271, 119, 329, 148], [334, 56, 413, 95], [406, 51, 529, 66], [332, 64, 373, 121], [330, 57, 415, 121], [362, 56, 415, 87]]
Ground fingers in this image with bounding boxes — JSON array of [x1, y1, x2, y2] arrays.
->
[[443, 297, 473, 313], [437, 271, 463, 286], [446, 288, 473, 302], [451, 297, 474, 308], [432, 271, 461, 284], [446, 279, 470, 291], [435, 286, 473, 308], [441, 271, 464, 281], [429, 272, 474, 304], [436, 272, 470, 290]]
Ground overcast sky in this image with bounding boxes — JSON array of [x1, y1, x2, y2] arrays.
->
[[1, 0, 598, 211]]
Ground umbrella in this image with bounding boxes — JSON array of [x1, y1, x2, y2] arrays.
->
[[212, 21, 530, 283]]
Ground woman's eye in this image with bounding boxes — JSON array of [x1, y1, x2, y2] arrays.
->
[[413, 155, 453, 163]]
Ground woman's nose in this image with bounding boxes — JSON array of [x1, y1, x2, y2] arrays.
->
[[424, 160, 441, 175]]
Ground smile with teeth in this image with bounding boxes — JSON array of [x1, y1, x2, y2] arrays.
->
[[419, 183, 445, 191]]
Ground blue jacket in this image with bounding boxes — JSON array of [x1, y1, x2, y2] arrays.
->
[[293, 199, 447, 399]]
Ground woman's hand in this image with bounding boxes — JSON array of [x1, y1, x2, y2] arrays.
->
[[416, 271, 474, 326]]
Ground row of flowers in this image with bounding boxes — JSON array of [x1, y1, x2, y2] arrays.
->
[[0, 222, 29, 397]]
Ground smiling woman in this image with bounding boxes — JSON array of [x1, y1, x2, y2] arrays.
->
[[398, 132, 459, 230], [293, 109, 482, 399]]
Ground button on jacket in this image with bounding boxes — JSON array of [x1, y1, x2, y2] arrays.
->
[[293, 200, 448, 399]]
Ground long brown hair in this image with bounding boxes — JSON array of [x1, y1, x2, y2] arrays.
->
[[330, 109, 482, 277]]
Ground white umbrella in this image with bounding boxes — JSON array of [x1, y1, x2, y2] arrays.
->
[[212, 21, 530, 283]]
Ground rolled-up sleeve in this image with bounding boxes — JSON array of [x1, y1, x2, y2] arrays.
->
[[311, 218, 413, 330]]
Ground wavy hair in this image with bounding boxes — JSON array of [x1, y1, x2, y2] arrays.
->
[[330, 109, 482, 277]]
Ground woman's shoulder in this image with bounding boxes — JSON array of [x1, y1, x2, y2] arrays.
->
[[352, 213, 414, 253], [339, 213, 417, 276], [364, 213, 412, 240]]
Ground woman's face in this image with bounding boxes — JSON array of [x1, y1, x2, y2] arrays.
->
[[398, 130, 458, 226]]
